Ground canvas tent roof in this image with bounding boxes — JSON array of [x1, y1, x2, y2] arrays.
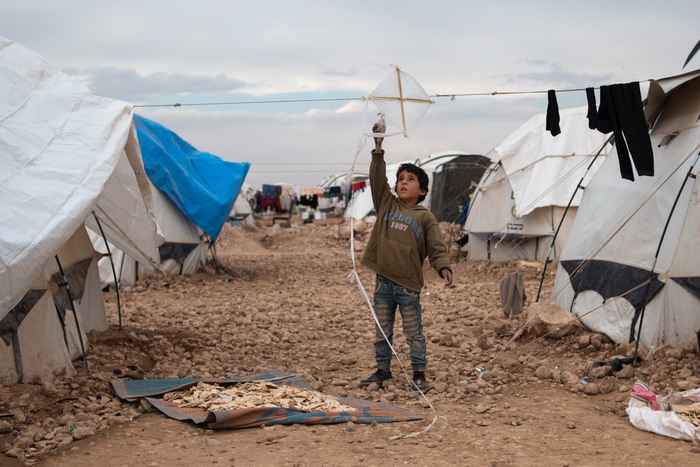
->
[[552, 69, 700, 348]]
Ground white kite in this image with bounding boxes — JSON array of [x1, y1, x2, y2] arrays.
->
[[366, 66, 433, 137]]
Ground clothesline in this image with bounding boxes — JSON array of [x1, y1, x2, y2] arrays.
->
[[259, 180, 369, 197], [133, 80, 653, 109]]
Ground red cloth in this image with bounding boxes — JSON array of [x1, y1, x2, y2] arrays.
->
[[631, 381, 659, 410]]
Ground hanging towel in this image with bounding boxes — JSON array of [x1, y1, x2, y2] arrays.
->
[[546, 90, 561, 137], [499, 272, 527, 317]]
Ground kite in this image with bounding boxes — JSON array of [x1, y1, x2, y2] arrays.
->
[[366, 66, 433, 137]]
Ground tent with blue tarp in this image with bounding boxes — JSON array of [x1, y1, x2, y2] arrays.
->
[[91, 116, 251, 288], [134, 114, 250, 242]]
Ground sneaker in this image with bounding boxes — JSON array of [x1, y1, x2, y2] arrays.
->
[[359, 369, 392, 386], [410, 372, 430, 393]]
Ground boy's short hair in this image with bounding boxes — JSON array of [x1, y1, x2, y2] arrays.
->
[[395, 163, 429, 203]]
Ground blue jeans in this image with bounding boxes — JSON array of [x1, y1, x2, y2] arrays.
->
[[373, 274, 426, 373]]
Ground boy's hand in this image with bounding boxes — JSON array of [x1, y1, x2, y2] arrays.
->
[[441, 269, 453, 287], [372, 121, 384, 152]]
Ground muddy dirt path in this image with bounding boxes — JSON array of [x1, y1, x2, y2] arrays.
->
[[2, 220, 698, 465]]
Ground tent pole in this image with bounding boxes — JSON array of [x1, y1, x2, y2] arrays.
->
[[535, 136, 613, 302], [54, 255, 91, 375], [632, 152, 700, 359], [207, 237, 221, 275], [92, 212, 123, 330]]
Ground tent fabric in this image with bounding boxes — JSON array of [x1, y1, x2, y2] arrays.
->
[[134, 114, 250, 241], [110, 370, 421, 429], [424, 153, 490, 223], [84, 127, 163, 269], [0, 36, 135, 316], [89, 180, 207, 289], [559, 260, 664, 314], [493, 106, 610, 217], [464, 106, 610, 263], [552, 70, 700, 347]]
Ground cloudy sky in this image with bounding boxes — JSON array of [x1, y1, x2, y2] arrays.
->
[[2, 1, 699, 188]]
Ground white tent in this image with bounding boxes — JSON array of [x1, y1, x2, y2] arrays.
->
[[0, 37, 160, 383], [463, 107, 611, 262], [552, 69, 700, 348], [229, 183, 257, 227]]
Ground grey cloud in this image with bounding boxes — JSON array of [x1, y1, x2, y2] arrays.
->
[[64, 67, 246, 103], [320, 67, 358, 77], [525, 59, 552, 67]]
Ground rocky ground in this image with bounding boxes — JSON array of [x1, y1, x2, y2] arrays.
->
[[1, 216, 699, 466]]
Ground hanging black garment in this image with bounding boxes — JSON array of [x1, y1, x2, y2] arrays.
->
[[597, 82, 654, 181], [585, 87, 599, 130], [546, 89, 561, 136]]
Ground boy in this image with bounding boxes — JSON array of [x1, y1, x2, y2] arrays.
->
[[359, 128, 453, 393]]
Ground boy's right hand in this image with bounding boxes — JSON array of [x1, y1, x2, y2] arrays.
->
[[441, 269, 453, 287]]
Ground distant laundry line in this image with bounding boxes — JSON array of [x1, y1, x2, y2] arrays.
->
[[132, 81, 652, 108]]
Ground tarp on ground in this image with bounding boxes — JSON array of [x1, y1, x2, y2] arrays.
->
[[133, 114, 250, 241], [110, 370, 421, 429]]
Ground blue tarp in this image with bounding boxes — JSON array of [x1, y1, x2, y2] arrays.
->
[[134, 114, 250, 241]]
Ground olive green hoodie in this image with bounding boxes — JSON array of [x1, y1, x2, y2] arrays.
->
[[361, 150, 452, 291]]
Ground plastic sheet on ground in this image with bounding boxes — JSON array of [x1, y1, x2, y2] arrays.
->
[[110, 369, 421, 429], [626, 384, 700, 442]]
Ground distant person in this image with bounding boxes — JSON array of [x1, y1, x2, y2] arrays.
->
[[358, 124, 453, 393], [458, 200, 470, 226]]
